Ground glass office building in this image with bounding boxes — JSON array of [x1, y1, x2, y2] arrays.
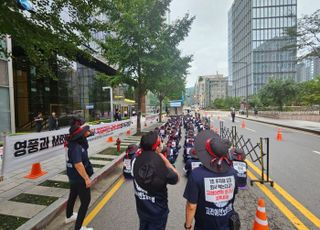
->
[[228, 0, 297, 97]]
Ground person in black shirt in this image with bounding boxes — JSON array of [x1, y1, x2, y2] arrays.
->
[[132, 131, 179, 230], [65, 117, 94, 230], [184, 130, 239, 230]]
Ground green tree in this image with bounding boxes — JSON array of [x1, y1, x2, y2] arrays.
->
[[286, 9, 320, 59], [0, 0, 108, 78], [100, 0, 193, 132], [299, 76, 320, 105], [258, 79, 298, 110]]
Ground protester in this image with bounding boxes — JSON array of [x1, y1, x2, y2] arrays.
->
[[123, 144, 138, 179], [65, 117, 94, 230], [48, 112, 59, 131], [34, 112, 43, 132], [114, 108, 121, 121], [132, 131, 179, 230], [184, 130, 240, 230]]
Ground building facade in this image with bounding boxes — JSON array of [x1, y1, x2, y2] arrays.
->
[[297, 57, 320, 82], [229, 0, 297, 98], [194, 74, 228, 108]]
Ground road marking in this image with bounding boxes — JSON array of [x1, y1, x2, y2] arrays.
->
[[247, 170, 308, 229], [245, 128, 256, 132], [247, 160, 320, 228], [83, 176, 125, 226], [313, 150, 320, 155]]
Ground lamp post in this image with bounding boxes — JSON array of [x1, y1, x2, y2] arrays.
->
[[233, 61, 248, 118], [102, 86, 113, 122]]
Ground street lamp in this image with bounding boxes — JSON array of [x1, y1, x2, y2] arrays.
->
[[233, 61, 248, 118], [102, 86, 113, 122]]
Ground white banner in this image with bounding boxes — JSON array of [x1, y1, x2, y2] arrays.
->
[[2, 120, 132, 175]]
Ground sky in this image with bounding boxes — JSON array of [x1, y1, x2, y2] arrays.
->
[[169, 0, 320, 87]]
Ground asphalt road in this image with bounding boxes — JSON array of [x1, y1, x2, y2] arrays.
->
[[84, 125, 299, 230], [211, 113, 320, 226]]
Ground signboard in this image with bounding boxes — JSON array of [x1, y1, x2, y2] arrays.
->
[[170, 101, 182, 107], [2, 120, 132, 175], [86, 104, 94, 109]]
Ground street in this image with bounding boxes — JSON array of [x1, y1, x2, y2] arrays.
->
[[75, 118, 320, 229]]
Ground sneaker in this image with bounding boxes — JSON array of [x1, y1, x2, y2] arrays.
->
[[80, 227, 93, 230], [64, 212, 78, 224]]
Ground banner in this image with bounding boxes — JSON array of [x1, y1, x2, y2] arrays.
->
[[2, 120, 132, 175]]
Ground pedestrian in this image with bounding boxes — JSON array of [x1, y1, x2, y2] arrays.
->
[[114, 108, 121, 121], [231, 108, 236, 123], [124, 110, 128, 118], [48, 112, 59, 131], [123, 144, 138, 179], [65, 117, 94, 230], [34, 112, 43, 132], [132, 131, 179, 230], [254, 107, 258, 117], [183, 130, 240, 230]]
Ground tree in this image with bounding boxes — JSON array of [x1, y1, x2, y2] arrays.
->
[[0, 0, 108, 78], [100, 0, 193, 132], [287, 9, 320, 59], [298, 76, 320, 105], [258, 79, 298, 110], [147, 16, 194, 121]]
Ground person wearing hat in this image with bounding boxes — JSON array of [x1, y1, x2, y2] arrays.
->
[[183, 130, 239, 230], [65, 117, 94, 230], [184, 148, 202, 177], [132, 131, 179, 230], [123, 144, 138, 179]]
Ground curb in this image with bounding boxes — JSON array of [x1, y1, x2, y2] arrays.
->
[[17, 150, 127, 230], [238, 116, 320, 135]]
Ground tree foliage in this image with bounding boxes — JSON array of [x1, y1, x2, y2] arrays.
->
[[287, 9, 320, 59], [100, 0, 193, 130], [0, 0, 107, 78], [298, 76, 320, 105], [211, 97, 241, 110], [258, 79, 298, 110]]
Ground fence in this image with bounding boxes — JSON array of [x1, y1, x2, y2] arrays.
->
[[219, 121, 274, 187]]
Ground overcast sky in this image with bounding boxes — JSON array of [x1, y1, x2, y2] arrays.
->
[[169, 0, 320, 87]]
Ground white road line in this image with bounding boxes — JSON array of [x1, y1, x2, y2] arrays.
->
[[313, 151, 320, 155], [246, 128, 256, 132]]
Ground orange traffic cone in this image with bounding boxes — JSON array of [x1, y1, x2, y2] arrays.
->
[[126, 129, 131, 135], [107, 136, 114, 142], [253, 198, 269, 230], [242, 120, 246, 128], [24, 163, 47, 179], [276, 128, 282, 141]]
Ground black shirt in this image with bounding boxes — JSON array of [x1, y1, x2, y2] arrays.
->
[[132, 151, 178, 221]]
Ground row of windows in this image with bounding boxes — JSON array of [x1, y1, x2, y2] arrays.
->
[[252, 6, 296, 18], [252, 28, 290, 41], [253, 50, 296, 62], [253, 62, 296, 73], [253, 17, 296, 30], [253, 0, 297, 7]]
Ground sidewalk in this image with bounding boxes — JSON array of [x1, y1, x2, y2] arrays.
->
[[237, 114, 320, 135], [0, 120, 161, 230]]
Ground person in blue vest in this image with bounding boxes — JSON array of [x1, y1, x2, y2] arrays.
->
[[65, 117, 94, 230], [132, 131, 179, 230], [184, 130, 240, 230]]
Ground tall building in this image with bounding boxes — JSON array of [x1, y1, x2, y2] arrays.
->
[[194, 74, 228, 108], [228, 0, 297, 98], [297, 57, 320, 82]]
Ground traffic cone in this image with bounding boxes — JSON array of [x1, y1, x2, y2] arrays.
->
[[107, 136, 114, 142], [276, 128, 282, 141], [126, 129, 131, 135], [242, 120, 246, 128], [253, 198, 269, 230], [24, 163, 47, 179]]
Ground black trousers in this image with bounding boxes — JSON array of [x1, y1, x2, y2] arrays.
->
[[66, 181, 91, 230], [139, 213, 168, 230]]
